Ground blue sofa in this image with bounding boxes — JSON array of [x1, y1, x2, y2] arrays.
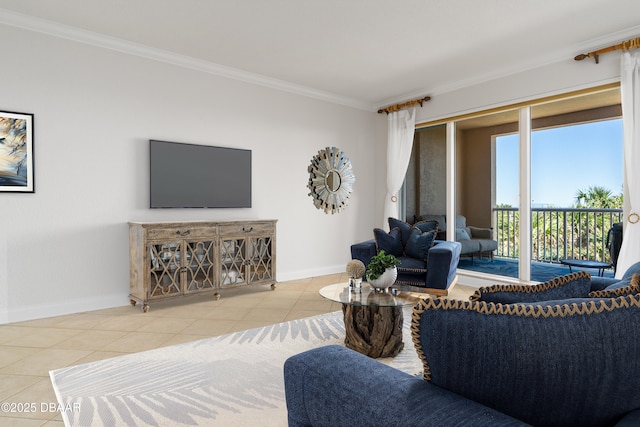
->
[[350, 218, 461, 296], [284, 271, 640, 426], [588, 260, 640, 292]]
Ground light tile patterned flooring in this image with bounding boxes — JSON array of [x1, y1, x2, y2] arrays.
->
[[0, 273, 474, 426]]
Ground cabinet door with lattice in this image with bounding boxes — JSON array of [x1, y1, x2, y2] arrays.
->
[[247, 235, 274, 284], [148, 241, 183, 299], [220, 237, 248, 286], [184, 239, 217, 294]]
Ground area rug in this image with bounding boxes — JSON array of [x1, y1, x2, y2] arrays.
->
[[50, 308, 422, 427]]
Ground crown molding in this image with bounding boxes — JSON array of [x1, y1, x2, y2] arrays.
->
[[5, 7, 638, 115], [376, 24, 640, 111], [0, 8, 375, 111]]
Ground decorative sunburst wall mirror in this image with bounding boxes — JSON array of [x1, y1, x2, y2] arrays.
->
[[307, 146, 355, 214]]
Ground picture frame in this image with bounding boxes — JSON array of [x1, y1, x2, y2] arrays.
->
[[0, 110, 34, 193]]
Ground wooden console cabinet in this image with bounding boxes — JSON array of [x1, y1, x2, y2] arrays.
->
[[129, 220, 276, 312]]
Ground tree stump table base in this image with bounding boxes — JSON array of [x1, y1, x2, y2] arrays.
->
[[342, 303, 404, 358]]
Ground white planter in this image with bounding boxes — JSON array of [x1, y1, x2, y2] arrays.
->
[[367, 267, 398, 291]]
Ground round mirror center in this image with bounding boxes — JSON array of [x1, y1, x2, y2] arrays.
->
[[325, 170, 341, 192]]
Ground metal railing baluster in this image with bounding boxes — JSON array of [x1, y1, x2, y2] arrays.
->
[[492, 207, 622, 264]]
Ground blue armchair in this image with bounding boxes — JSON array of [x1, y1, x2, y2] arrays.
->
[[350, 218, 461, 296], [284, 272, 640, 426]]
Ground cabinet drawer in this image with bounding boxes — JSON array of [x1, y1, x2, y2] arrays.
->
[[147, 226, 214, 240], [218, 222, 274, 236]]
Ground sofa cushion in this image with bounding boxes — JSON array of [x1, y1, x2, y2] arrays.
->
[[470, 272, 592, 303], [373, 227, 403, 257], [405, 228, 437, 261], [411, 295, 640, 426], [458, 239, 481, 255], [478, 238, 498, 252], [589, 273, 640, 298], [396, 256, 427, 275], [284, 345, 530, 427]]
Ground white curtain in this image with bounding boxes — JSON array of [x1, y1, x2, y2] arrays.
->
[[615, 51, 640, 278], [383, 107, 416, 227]]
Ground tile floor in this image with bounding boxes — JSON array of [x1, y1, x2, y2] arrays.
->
[[0, 273, 474, 426]]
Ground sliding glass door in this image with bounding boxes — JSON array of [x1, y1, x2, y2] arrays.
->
[[407, 84, 622, 283]]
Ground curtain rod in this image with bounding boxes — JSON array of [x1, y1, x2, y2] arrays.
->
[[377, 96, 431, 114], [575, 36, 640, 64]]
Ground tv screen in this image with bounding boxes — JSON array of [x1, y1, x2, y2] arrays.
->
[[150, 140, 252, 208]]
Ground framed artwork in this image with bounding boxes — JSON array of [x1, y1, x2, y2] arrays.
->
[[0, 110, 34, 193]]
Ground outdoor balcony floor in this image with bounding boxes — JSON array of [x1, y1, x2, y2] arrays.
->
[[458, 257, 616, 282]]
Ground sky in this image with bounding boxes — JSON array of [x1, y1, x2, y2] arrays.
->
[[496, 119, 623, 207]]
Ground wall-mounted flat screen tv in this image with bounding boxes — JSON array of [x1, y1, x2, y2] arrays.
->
[[150, 140, 252, 208]]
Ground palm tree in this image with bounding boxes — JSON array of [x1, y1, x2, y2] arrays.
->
[[574, 186, 622, 208], [573, 186, 622, 261]]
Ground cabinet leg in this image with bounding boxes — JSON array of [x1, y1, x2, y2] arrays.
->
[[130, 299, 137, 307], [214, 292, 221, 301], [270, 283, 276, 290], [143, 304, 149, 313]]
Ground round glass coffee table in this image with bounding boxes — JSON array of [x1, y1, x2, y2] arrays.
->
[[319, 283, 421, 358]]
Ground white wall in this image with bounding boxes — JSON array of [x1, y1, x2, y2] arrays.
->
[[1, 21, 627, 322], [0, 24, 383, 323]]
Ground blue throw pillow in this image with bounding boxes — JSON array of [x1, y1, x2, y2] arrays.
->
[[589, 273, 640, 298], [405, 227, 437, 260], [414, 219, 439, 233], [411, 295, 640, 426], [620, 261, 640, 280], [469, 271, 592, 303], [415, 214, 446, 231], [455, 228, 471, 241], [373, 227, 403, 257], [387, 217, 412, 249]]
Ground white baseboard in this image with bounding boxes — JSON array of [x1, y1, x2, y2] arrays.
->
[[4, 294, 127, 324], [276, 264, 345, 282]]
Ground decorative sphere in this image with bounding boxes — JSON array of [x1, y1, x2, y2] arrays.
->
[[346, 259, 366, 278]]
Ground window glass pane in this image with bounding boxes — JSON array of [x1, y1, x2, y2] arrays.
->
[[530, 91, 622, 277]]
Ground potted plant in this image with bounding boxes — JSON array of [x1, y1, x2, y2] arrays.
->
[[366, 250, 401, 291]]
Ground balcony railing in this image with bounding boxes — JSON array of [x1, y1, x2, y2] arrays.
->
[[494, 207, 623, 263]]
